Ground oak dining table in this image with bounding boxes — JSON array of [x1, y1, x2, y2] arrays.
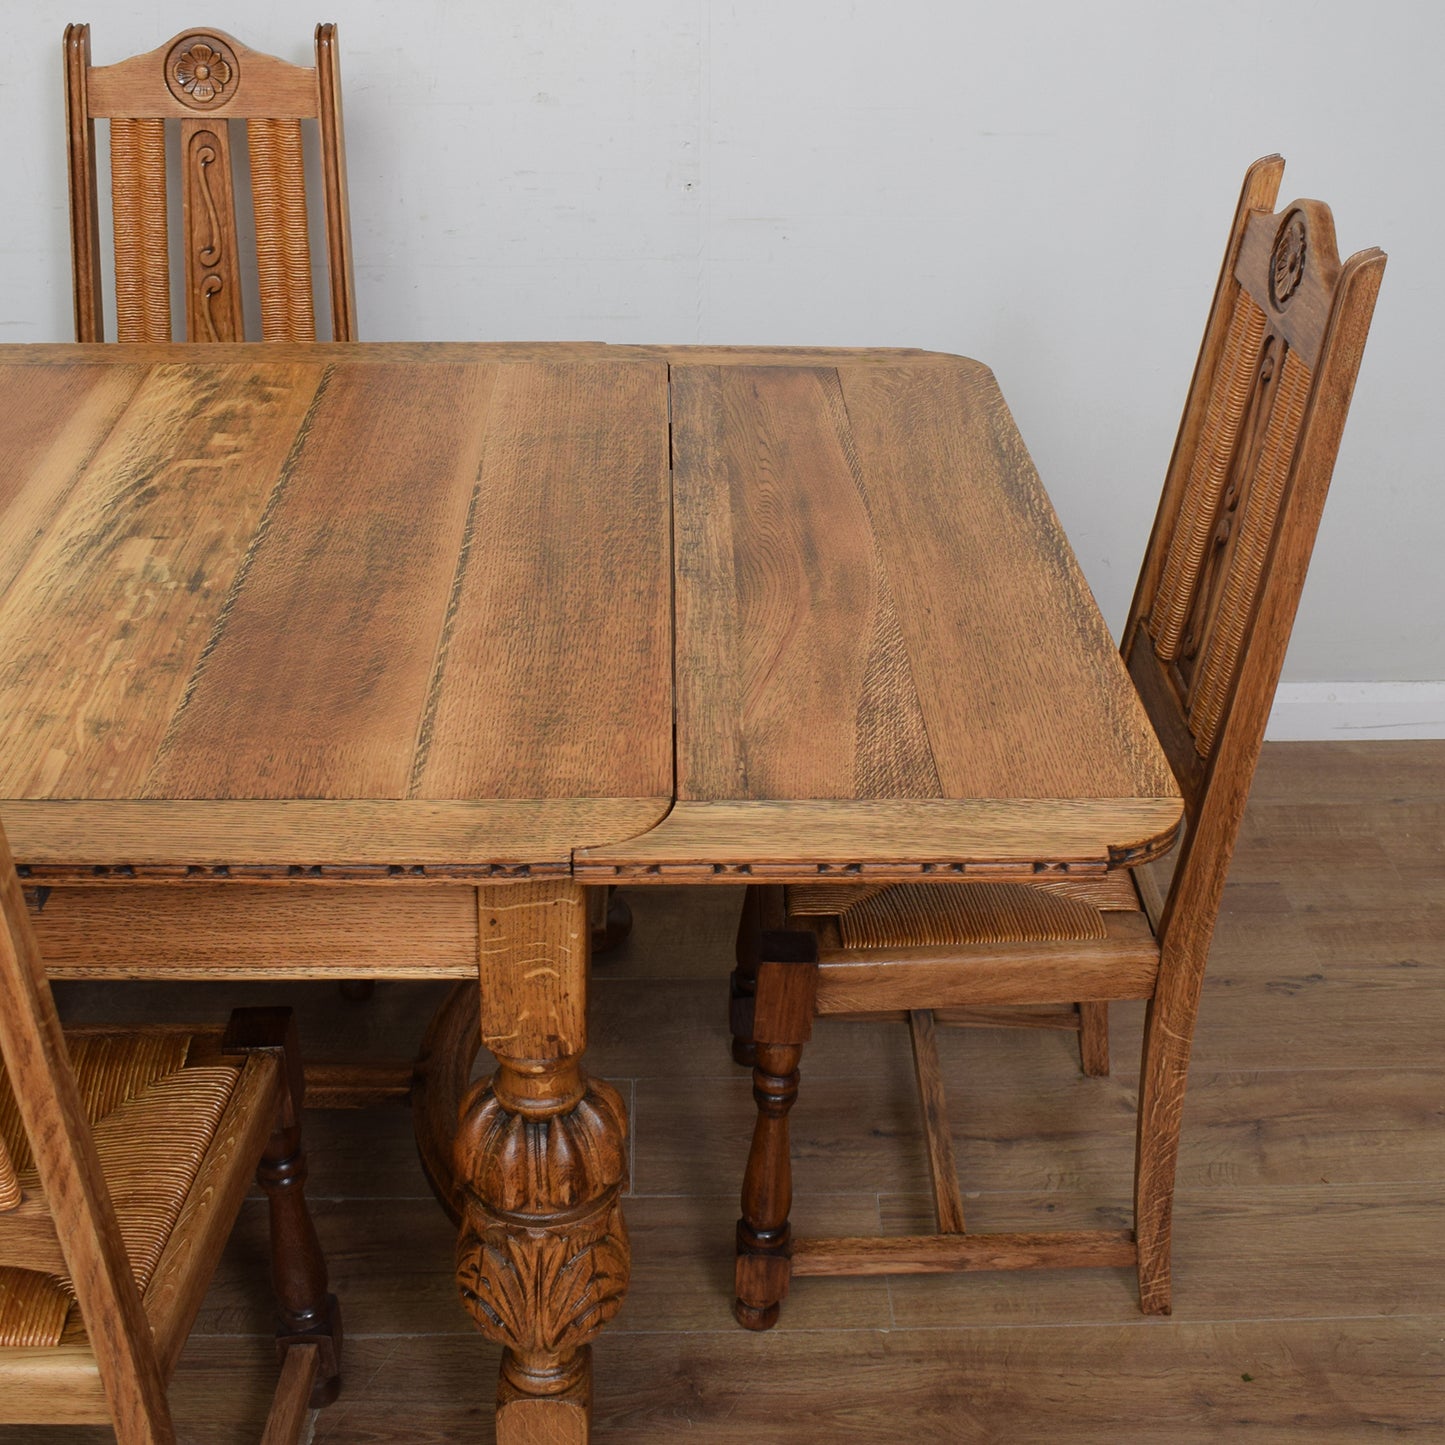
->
[[0, 340, 1181, 1442]]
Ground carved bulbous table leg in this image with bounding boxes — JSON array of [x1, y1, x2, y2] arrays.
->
[[413, 884, 633, 1227], [453, 880, 629, 1444]]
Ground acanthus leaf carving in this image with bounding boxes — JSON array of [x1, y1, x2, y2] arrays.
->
[[453, 1066, 630, 1360], [456, 1199, 630, 1358]]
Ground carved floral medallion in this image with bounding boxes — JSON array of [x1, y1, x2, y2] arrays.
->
[[165, 36, 239, 109], [1269, 210, 1307, 310]]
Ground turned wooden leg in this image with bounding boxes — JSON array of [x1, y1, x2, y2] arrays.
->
[[730, 886, 762, 1068], [454, 881, 629, 1444], [734, 930, 819, 1331], [730, 885, 786, 1068], [224, 1009, 343, 1408], [1078, 1001, 1110, 1077], [1134, 944, 1206, 1316]]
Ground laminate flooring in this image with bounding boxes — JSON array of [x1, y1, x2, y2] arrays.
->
[[12, 741, 1444, 1442]]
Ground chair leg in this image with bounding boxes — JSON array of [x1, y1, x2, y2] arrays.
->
[[735, 1037, 806, 1330], [1133, 970, 1201, 1316], [1077, 1001, 1110, 1076], [734, 933, 819, 1331], [227, 1008, 344, 1408], [729, 886, 763, 1067], [730, 885, 788, 1068]]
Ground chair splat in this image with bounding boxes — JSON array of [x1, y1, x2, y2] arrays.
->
[[64, 23, 357, 344]]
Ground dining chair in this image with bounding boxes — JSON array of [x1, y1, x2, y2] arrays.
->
[[64, 22, 357, 343], [727, 156, 1386, 1329], [66, 20, 365, 1007], [0, 818, 343, 1439]]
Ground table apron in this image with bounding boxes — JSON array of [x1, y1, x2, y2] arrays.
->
[[27, 880, 487, 980]]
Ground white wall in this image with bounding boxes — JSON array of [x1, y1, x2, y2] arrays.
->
[[3, 2, 1440, 729]]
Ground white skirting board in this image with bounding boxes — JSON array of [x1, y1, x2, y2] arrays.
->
[[1266, 683, 1445, 740]]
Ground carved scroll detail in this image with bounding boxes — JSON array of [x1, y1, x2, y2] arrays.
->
[[195, 144, 223, 265], [165, 37, 239, 110], [188, 134, 229, 341]]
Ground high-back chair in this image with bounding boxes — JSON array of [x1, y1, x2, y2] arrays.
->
[[0, 817, 342, 1440], [64, 22, 357, 343], [729, 156, 1385, 1329]]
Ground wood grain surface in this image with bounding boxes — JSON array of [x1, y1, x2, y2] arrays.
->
[[0, 343, 1177, 876], [576, 798, 1181, 875], [4, 799, 666, 871], [28, 884, 480, 979], [0, 348, 672, 871], [582, 354, 1179, 875]]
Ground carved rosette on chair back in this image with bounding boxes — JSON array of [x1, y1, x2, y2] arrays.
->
[[64, 22, 357, 343]]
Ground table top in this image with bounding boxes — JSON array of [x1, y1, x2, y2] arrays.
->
[[0, 342, 1180, 881]]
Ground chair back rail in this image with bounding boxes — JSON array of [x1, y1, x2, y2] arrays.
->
[[1123, 157, 1385, 955], [64, 23, 356, 344], [0, 819, 174, 1433]]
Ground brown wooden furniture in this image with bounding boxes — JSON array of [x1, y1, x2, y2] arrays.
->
[[0, 338, 1184, 1441], [0, 817, 340, 1440], [65, 23, 357, 344], [726, 157, 1386, 1330]]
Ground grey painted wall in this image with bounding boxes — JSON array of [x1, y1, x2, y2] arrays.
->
[[3, 1, 1436, 692]]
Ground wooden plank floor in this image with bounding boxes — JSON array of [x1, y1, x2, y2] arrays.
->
[[12, 741, 1444, 1442]]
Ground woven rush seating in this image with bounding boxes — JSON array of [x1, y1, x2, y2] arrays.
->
[[773, 871, 1155, 1057], [786, 879, 1123, 948], [0, 814, 342, 1441], [0, 1030, 241, 1350]]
